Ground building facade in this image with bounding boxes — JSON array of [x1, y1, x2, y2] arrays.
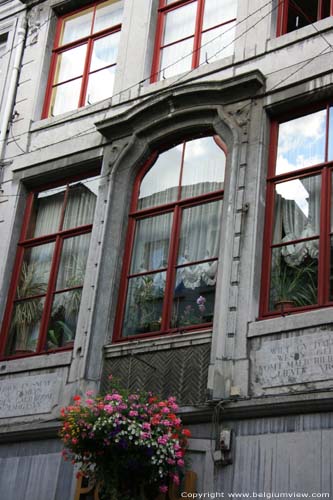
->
[[1, 0, 333, 497]]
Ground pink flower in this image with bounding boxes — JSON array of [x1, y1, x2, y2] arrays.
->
[[104, 404, 114, 414], [177, 459, 185, 467], [161, 407, 170, 414], [142, 423, 151, 431], [86, 390, 94, 396], [85, 399, 94, 405], [71, 438, 78, 445], [159, 485, 168, 493], [171, 473, 180, 485], [129, 410, 138, 417]]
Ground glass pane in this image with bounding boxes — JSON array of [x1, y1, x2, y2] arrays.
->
[[200, 22, 236, 64], [163, 2, 197, 45], [16, 243, 55, 299], [276, 110, 326, 174], [7, 297, 45, 354], [85, 66, 116, 104], [287, 1, 318, 32], [94, 0, 123, 32], [50, 78, 82, 116], [178, 200, 222, 263], [322, 0, 331, 18], [138, 145, 182, 209], [54, 45, 87, 83], [130, 213, 172, 274], [62, 178, 98, 230], [159, 38, 193, 79], [60, 9, 93, 45], [27, 186, 65, 238], [181, 137, 225, 198], [56, 233, 91, 290], [172, 263, 216, 327], [270, 246, 318, 311], [91, 33, 120, 71], [203, 0, 237, 30], [328, 107, 333, 161], [122, 273, 166, 337], [46, 290, 82, 349], [273, 175, 321, 245]]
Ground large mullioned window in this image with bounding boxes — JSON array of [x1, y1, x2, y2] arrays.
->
[[260, 105, 333, 316], [114, 136, 226, 340], [0, 173, 99, 357], [151, 0, 237, 81], [43, 0, 123, 117], [277, 0, 333, 36]]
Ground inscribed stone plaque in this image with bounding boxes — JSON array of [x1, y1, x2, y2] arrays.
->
[[252, 331, 333, 388], [0, 373, 60, 418]]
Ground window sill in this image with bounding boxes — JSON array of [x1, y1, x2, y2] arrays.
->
[[248, 306, 333, 338], [0, 350, 72, 375], [105, 329, 212, 357], [268, 16, 333, 53]]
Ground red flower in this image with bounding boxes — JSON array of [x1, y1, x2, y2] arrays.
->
[[182, 429, 191, 437], [73, 395, 81, 401]]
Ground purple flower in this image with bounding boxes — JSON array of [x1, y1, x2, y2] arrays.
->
[[196, 295, 206, 305]]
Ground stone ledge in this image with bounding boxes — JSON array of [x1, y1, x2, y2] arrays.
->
[[104, 330, 212, 357]]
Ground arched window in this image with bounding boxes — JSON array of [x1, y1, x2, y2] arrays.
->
[[114, 135, 226, 340]]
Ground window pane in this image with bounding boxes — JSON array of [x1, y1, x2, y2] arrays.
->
[[94, 0, 123, 32], [203, 0, 237, 30], [287, 1, 318, 32], [56, 233, 91, 290], [163, 2, 197, 45], [85, 66, 116, 104], [328, 107, 333, 161], [123, 273, 166, 337], [273, 176, 321, 245], [63, 178, 98, 230], [200, 22, 235, 64], [138, 145, 182, 209], [130, 213, 172, 274], [16, 243, 55, 299], [181, 137, 225, 198], [276, 110, 326, 174], [270, 246, 318, 311], [46, 290, 82, 349], [50, 78, 82, 116], [27, 187, 65, 238], [172, 263, 216, 328], [7, 297, 45, 354], [91, 33, 120, 71], [55, 45, 87, 83], [159, 38, 193, 79], [60, 9, 94, 45], [178, 200, 222, 263]]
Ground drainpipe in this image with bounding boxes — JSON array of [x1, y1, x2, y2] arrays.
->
[[0, 13, 28, 176]]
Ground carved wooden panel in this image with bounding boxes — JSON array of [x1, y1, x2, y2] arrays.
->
[[102, 344, 210, 405]]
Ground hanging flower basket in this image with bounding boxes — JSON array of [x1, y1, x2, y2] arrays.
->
[[60, 379, 191, 500]]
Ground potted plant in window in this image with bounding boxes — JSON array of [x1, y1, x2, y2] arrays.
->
[[12, 262, 46, 353], [60, 378, 190, 500], [270, 258, 317, 311]]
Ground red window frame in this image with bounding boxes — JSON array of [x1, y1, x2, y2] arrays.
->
[[277, 0, 333, 36], [0, 170, 99, 360], [260, 104, 333, 318], [42, 0, 122, 118], [151, 0, 237, 82], [113, 136, 226, 342]]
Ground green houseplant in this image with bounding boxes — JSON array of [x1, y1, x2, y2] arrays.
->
[[270, 258, 317, 311]]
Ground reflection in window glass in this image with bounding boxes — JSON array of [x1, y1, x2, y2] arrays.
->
[[7, 298, 45, 354], [60, 10, 93, 45], [276, 110, 326, 174], [56, 233, 91, 290], [163, 2, 196, 45], [203, 0, 237, 29], [138, 146, 182, 209], [273, 176, 321, 244], [50, 79, 82, 116], [85, 66, 116, 104], [28, 188, 65, 238], [17, 244, 55, 299], [200, 22, 236, 64], [181, 137, 225, 198], [94, 0, 123, 32]]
